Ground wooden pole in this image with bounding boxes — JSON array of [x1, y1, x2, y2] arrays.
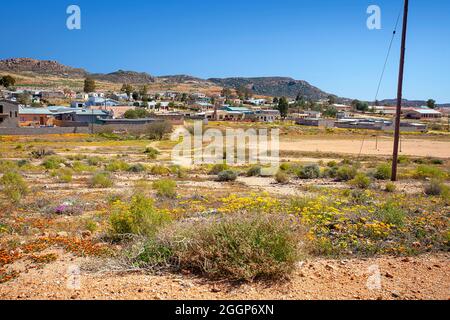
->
[[392, 0, 409, 181]]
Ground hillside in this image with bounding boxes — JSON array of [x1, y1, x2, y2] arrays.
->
[[0, 58, 87, 78], [208, 77, 332, 100]]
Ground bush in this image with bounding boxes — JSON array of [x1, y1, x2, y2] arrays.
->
[[145, 121, 173, 140], [110, 194, 171, 237], [414, 165, 447, 180], [42, 156, 65, 170], [0, 160, 18, 174], [385, 182, 397, 193], [144, 147, 160, 160], [217, 170, 238, 182], [0, 172, 28, 203], [336, 166, 357, 181], [246, 165, 262, 177], [30, 148, 55, 159], [135, 214, 300, 281], [90, 172, 113, 188], [170, 165, 188, 179], [106, 160, 130, 172], [152, 179, 177, 198], [350, 173, 371, 189], [209, 163, 229, 175], [56, 168, 73, 183], [424, 180, 447, 196], [397, 155, 410, 164], [327, 161, 338, 168], [374, 164, 391, 180], [87, 156, 103, 166], [374, 201, 406, 227], [150, 165, 171, 176], [297, 164, 320, 180], [127, 163, 146, 173], [322, 166, 338, 179], [275, 170, 289, 184]]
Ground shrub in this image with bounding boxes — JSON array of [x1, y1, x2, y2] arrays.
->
[[429, 158, 444, 165], [350, 173, 371, 189], [170, 165, 188, 179], [127, 163, 146, 173], [136, 214, 300, 281], [87, 156, 103, 166], [30, 148, 55, 159], [322, 166, 338, 179], [246, 165, 262, 177], [144, 147, 160, 160], [397, 155, 410, 164], [106, 160, 130, 172], [424, 180, 447, 196], [336, 166, 357, 181], [42, 156, 65, 170], [110, 194, 171, 237], [327, 161, 338, 168], [145, 121, 173, 140], [0, 172, 28, 203], [297, 164, 320, 180], [275, 170, 289, 184], [385, 182, 397, 193], [374, 164, 391, 180], [374, 201, 406, 227], [0, 160, 18, 174], [209, 163, 229, 175], [279, 163, 291, 171], [56, 168, 73, 183], [152, 179, 177, 198], [217, 170, 238, 182], [150, 165, 171, 176], [414, 165, 447, 180], [90, 172, 113, 188]]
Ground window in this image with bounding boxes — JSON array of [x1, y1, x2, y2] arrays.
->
[[0, 105, 3, 113], [15, 111, 18, 117], [10, 111, 13, 117]]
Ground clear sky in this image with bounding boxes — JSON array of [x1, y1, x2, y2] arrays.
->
[[0, 0, 449, 102]]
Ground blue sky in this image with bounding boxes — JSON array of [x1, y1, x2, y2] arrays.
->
[[0, 0, 449, 102]]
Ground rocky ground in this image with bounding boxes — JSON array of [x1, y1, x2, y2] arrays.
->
[[1, 252, 448, 300]]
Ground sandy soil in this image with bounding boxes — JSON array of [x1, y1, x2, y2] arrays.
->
[[1, 252, 448, 300], [280, 137, 450, 158]]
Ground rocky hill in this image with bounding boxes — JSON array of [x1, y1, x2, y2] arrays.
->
[[208, 77, 332, 100], [89, 70, 155, 84], [0, 58, 87, 78]]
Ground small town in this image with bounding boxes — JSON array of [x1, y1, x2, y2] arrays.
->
[[1, 75, 448, 135]]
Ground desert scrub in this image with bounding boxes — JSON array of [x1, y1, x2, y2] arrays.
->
[[170, 165, 188, 179], [374, 164, 392, 180], [246, 165, 262, 177], [385, 182, 397, 193], [106, 160, 130, 172], [209, 163, 229, 175], [217, 170, 238, 182], [274, 170, 289, 184], [90, 172, 113, 188], [424, 180, 448, 196], [30, 148, 55, 159], [150, 165, 171, 176], [55, 168, 73, 183], [0, 160, 19, 173], [373, 201, 406, 227], [336, 166, 357, 181], [87, 156, 103, 166], [0, 172, 28, 203], [297, 164, 321, 180], [42, 156, 65, 170], [414, 165, 447, 180], [134, 214, 301, 281], [144, 147, 160, 160], [152, 179, 177, 198], [109, 194, 171, 237], [350, 173, 372, 189], [127, 163, 146, 173]]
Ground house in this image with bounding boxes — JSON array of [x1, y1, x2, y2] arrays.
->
[[90, 105, 136, 119], [245, 98, 267, 106], [70, 101, 86, 108], [405, 107, 443, 119], [296, 118, 335, 128], [220, 106, 253, 114], [250, 110, 281, 123], [41, 91, 66, 100], [18, 107, 57, 127], [85, 97, 120, 107], [332, 104, 352, 111], [49, 107, 110, 124], [0, 100, 20, 128]]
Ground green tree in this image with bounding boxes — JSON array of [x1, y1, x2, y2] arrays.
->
[[121, 84, 133, 98], [277, 97, 289, 119], [427, 99, 436, 109], [18, 92, 32, 105], [221, 87, 232, 99], [83, 78, 96, 93], [327, 95, 336, 106], [0, 75, 16, 88]]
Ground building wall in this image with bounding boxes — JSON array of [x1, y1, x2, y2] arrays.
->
[[0, 101, 20, 128]]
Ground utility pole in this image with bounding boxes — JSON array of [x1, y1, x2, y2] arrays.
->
[[391, 0, 409, 181]]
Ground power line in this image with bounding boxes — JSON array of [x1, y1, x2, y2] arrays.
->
[[374, 4, 403, 103]]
